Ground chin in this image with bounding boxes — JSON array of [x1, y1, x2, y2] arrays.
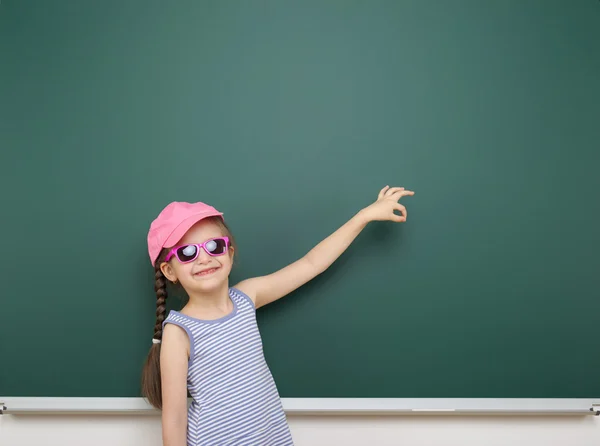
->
[[189, 273, 228, 292]]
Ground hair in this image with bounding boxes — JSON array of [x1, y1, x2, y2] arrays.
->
[[141, 217, 236, 409]]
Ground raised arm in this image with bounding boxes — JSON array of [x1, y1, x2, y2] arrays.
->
[[235, 186, 414, 308]]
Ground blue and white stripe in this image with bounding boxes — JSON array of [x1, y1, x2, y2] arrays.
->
[[163, 287, 294, 446]]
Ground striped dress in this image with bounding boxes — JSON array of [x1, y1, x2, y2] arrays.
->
[[163, 287, 294, 446]]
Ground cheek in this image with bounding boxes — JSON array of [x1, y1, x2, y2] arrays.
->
[[172, 262, 194, 278], [222, 254, 234, 270], [209, 257, 233, 277]]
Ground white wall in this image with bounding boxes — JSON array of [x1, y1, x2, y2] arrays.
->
[[1, 414, 599, 446]]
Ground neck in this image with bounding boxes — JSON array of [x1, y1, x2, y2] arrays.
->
[[186, 281, 231, 310]]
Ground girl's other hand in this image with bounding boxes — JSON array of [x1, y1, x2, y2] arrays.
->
[[360, 185, 414, 223]]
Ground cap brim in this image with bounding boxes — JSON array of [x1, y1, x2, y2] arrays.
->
[[163, 211, 224, 248]]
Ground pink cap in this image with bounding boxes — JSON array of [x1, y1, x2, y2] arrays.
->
[[147, 201, 224, 265]]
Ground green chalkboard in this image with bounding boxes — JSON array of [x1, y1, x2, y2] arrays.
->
[[1, 0, 599, 399]]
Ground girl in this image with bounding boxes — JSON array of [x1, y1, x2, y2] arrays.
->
[[141, 185, 414, 446]]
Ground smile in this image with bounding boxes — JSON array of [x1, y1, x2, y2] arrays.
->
[[194, 267, 219, 277]]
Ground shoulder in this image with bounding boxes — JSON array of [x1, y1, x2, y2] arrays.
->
[[162, 312, 192, 359], [163, 310, 194, 333], [163, 321, 188, 341], [162, 322, 189, 350], [163, 309, 185, 324], [231, 280, 258, 306], [230, 285, 256, 309]]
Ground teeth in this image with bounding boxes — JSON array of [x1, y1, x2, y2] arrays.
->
[[197, 268, 216, 276]]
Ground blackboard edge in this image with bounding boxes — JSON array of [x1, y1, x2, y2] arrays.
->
[[0, 397, 598, 416]]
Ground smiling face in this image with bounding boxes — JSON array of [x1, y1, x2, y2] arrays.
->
[[160, 218, 235, 296]]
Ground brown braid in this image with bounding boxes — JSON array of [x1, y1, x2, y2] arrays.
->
[[153, 265, 168, 341], [141, 249, 169, 409]]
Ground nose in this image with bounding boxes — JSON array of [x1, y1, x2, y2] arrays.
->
[[195, 247, 212, 264]]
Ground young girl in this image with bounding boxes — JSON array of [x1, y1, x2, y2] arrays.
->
[[141, 185, 414, 446]]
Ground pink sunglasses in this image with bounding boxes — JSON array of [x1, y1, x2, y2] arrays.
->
[[165, 237, 230, 263]]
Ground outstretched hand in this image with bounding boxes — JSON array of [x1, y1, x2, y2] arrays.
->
[[361, 185, 415, 223], [234, 184, 415, 309]]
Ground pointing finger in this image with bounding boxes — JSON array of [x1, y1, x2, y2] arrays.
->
[[392, 190, 414, 200]]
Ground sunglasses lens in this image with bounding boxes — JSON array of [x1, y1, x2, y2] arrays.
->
[[206, 238, 227, 255], [177, 244, 198, 262]]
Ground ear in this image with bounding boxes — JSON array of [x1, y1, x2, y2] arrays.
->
[[228, 246, 235, 264], [160, 262, 178, 283]]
